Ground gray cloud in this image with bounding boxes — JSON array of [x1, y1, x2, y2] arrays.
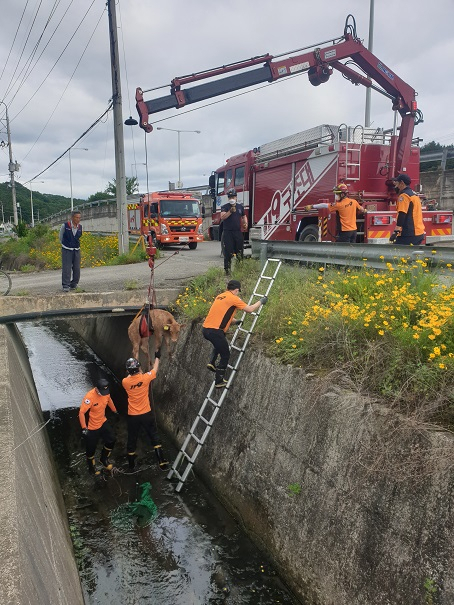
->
[[1, 0, 453, 199]]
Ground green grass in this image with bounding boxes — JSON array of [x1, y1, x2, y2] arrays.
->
[[175, 257, 454, 427]]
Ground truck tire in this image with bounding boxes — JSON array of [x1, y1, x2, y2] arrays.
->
[[298, 225, 318, 242], [188, 242, 197, 250]]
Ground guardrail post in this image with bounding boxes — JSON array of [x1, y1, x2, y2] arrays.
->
[[260, 241, 268, 268]]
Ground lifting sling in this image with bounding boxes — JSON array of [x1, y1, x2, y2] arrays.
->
[[167, 258, 282, 492]]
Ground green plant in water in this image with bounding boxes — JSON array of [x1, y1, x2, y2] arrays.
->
[[424, 577, 437, 605], [288, 483, 302, 497]]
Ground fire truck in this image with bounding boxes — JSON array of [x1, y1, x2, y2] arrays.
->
[[133, 15, 452, 244], [209, 124, 452, 244], [127, 191, 204, 249]]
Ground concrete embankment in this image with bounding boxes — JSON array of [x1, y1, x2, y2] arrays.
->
[[71, 314, 454, 605], [0, 324, 83, 605]]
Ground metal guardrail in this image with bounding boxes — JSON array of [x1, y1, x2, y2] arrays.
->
[[251, 239, 454, 270]]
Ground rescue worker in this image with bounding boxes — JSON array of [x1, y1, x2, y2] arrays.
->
[[389, 174, 425, 245], [59, 210, 82, 292], [305, 183, 366, 242], [122, 352, 169, 470], [79, 378, 118, 475], [203, 279, 267, 388], [220, 189, 248, 275]]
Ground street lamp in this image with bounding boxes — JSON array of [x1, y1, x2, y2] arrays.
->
[[27, 180, 44, 227], [68, 147, 88, 211], [156, 127, 201, 188]]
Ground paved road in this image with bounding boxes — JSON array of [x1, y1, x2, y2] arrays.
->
[[7, 241, 225, 296]]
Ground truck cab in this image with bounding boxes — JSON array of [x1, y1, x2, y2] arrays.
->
[[128, 191, 204, 249]]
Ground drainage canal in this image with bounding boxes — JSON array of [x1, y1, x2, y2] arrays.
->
[[18, 320, 300, 605]]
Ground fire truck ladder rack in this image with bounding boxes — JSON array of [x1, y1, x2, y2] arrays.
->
[[167, 258, 282, 493], [339, 123, 361, 182]]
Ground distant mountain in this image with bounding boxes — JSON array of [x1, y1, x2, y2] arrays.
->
[[0, 181, 85, 223]]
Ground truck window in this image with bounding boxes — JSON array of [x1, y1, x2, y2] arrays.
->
[[143, 203, 149, 218], [160, 200, 200, 217], [234, 166, 245, 186], [150, 203, 158, 216], [226, 169, 233, 189], [217, 172, 225, 194]]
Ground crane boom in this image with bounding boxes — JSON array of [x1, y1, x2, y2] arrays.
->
[[135, 16, 422, 173]]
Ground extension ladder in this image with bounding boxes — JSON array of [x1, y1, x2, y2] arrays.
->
[[167, 258, 282, 492]]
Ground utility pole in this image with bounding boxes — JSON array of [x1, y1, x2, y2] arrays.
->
[[0, 101, 18, 225], [107, 0, 129, 254], [364, 0, 375, 128]]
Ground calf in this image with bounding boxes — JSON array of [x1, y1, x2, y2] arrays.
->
[[128, 308, 183, 360]]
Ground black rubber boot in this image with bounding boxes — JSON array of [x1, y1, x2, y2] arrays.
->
[[127, 452, 136, 470], [207, 350, 217, 372], [215, 368, 227, 388], [100, 446, 113, 471], [154, 445, 169, 470], [87, 456, 100, 476]]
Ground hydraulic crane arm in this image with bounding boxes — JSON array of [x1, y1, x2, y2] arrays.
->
[[135, 15, 422, 172]]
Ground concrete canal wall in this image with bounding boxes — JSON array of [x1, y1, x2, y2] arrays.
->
[[0, 324, 84, 605], [70, 314, 454, 605]]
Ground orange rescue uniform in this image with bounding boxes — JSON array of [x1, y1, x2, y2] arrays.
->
[[79, 388, 117, 430], [329, 197, 364, 232], [202, 290, 247, 332], [122, 369, 157, 415], [396, 191, 425, 237]]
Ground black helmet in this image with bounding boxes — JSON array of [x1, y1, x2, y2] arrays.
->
[[96, 378, 110, 394], [227, 188, 237, 199], [126, 358, 140, 374]]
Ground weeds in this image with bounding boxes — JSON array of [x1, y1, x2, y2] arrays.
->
[[176, 256, 454, 428]]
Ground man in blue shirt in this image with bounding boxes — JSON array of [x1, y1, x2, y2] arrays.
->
[[59, 210, 82, 292]]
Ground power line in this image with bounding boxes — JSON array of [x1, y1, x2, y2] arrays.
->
[[25, 102, 112, 183], [10, 0, 98, 123], [0, 0, 31, 87], [20, 5, 106, 162], [5, 0, 74, 108], [2, 0, 46, 102]]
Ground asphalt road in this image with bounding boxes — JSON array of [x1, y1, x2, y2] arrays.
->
[[7, 241, 226, 296]]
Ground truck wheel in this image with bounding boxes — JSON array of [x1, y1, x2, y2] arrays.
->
[[298, 225, 318, 242], [188, 242, 197, 250]]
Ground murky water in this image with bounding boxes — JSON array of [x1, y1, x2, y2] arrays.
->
[[18, 321, 300, 605]]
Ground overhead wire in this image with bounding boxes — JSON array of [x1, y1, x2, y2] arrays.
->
[[25, 101, 113, 182], [117, 0, 138, 174], [6, 0, 75, 108], [2, 0, 46, 102], [20, 4, 107, 162], [10, 0, 98, 123], [0, 0, 31, 86]]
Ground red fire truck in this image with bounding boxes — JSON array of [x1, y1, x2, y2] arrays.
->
[[127, 191, 204, 249], [133, 15, 452, 245], [208, 124, 452, 244]]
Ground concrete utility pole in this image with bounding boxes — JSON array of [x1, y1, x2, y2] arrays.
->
[[0, 101, 18, 225], [365, 0, 375, 128], [107, 0, 129, 254]]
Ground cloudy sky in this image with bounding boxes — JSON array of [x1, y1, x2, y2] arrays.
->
[[0, 0, 453, 201]]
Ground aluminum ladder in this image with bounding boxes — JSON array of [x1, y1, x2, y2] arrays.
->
[[167, 258, 282, 492]]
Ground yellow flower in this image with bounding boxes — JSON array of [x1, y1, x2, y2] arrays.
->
[[319, 267, 324, 272], [413, 333, 420, 339], [439, 363, 445, 369], [292, 344, 297, 349], [292, 330, 297, 335], [378, 330, 385, 336], [428, 334, 436, 340]]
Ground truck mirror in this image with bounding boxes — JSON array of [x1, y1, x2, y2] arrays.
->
[[201, 205, 206, 218], [208, 174, 215, 189]]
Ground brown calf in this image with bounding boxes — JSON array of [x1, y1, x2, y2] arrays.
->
[[128, 308, 183, 361]]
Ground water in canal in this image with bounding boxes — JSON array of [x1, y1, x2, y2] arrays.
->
[[18, 320, 300, 605]]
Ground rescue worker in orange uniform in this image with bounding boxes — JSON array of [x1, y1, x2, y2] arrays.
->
[[79, 378, 118, 475], [202, 279, 267, 388], [305, 183, 366, 242], [122, 353, 169, 470], [389, 174, 425, 245]]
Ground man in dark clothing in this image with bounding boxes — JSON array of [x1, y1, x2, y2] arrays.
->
[[220, 189, 248, 275], [389, 174, 425, 245], [59, 210, 82, 292]]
